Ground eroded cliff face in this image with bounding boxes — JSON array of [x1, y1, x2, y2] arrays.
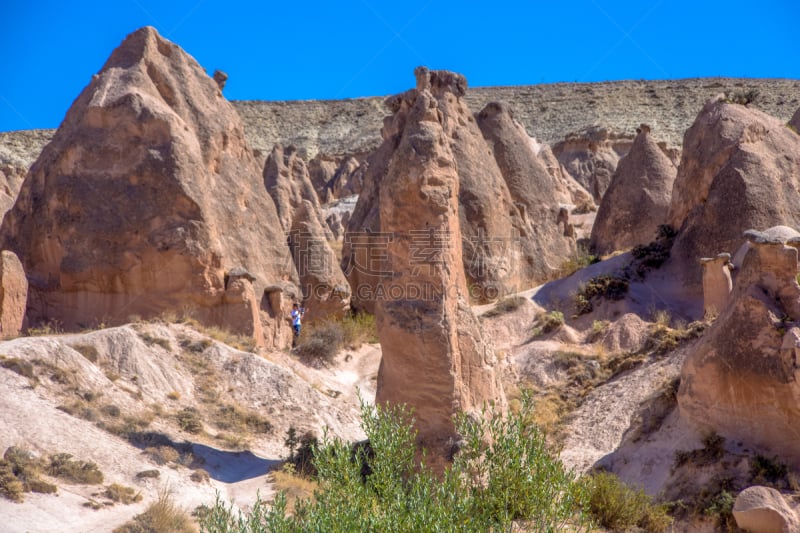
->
[[679, 229, 800, 466], [375, 68, 506, 459], [0, 27, 298, 346]]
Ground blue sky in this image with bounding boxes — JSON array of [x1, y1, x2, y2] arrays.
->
[[1, 0, 798, 131]]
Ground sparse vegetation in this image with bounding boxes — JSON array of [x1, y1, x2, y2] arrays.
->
[[574, 275, 630, 315], [724, 89, 759, 106], [114, 488, 195, 533], [105, 483, 143, 504], [483, 295, 527, 318], [587, 472, 672, 532], [558, 245, 598, 278], [531, 310, 565, 337], [176, 407, 203, 434], [47, 452, 104, 484], [0, 446, 58, 502], [646, 318, 708, 354], [135, 469, 160, 479], [212, 403, 272, 434], [139, 333, 172, 350], [200, 396, 590, 532], [0, 356, 35, 379], [294, 321, 345, 364], [71, 343, 100, 363], [191, 469, 210, 483], [200, 326, 256, 353]]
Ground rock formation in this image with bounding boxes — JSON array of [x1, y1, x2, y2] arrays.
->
[[699, 253, 732, 316], [590, 125, 677, 255], [263, 144, 328, 234], [678, 229, 800, 466], [0, 26, 298, 346], [344, 70, 577, 310], [375, 67, 506, 459], [213, 69, 228, 91], [0, 250, 27, 337], [733, 486, 800, 533], [790, 107, 800, 134], [666, 97, 800, 295], [535, 142, 595, 209], [289, 200, 350, 321], [551, 126, 634, 201]]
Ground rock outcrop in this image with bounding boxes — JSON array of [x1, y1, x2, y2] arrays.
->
[[289, 200, 350, 321], [0, 27, 298, 346], [344, 70, 577, 310], [375, 67, 506, 460], [699, 253, 732, 316], [678, 229, 800, 466], [666, 97, 800, 295], [733, 486, 800, 533], [551, 127, 634, 201], [0, 251, 27, 337], [590, 125, 677, 255], [790, 107, 800, 134], [263, 145, 327, 234]]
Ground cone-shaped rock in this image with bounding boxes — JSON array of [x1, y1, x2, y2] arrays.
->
[[375, 67, 506, 460], [0, 27, 297, 342], [289, 200, 350, 321], [666, 97, 800, 294], [590, 125, 676, 255]]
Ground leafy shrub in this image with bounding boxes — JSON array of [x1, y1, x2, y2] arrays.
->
[[587, 472, 671, 532], [574, 275, 630, 315], [751, 454, 789, 485], [532, 310, 565, 337], [200, 395, 590, 532]]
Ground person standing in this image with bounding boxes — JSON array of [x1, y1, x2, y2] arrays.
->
[[291, 303, 305, 339]]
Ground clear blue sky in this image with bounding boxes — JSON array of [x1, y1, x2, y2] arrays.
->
[[1, 0, 798, 132]]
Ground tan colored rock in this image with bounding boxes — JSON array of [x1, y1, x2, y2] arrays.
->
[[700, 253, 732, 316], [344, 70, 577, 309], [590, 125, 677, 255], [289, 200, 350, 321], [0, 251, 27, 337], [536, 143, 595, 209], [790, 107, 800, 134], [375, 67, 506, 459], [263, 144, 327, 233], [599, 313, 650, 354], [0, 27, 297, 346], [666, 98, 800, 293], [733, 486, 800, 533], [678, 230, 800, 465], [551, 126, 634, 201]]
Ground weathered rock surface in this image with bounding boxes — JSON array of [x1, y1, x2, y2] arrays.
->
[[733, 486, 800, 533], [375, 67, 505, 458], [344, 71, 577, 310], [263, 144, 327, 234], [0, 27, 297, 346], [590, 125, 677, 255], [666, 97, 800, 296], [700, 253, 732, 316], [790, 107, 800, 134], [678, 230, 800, 466], [0, 250, 27, 337], [289, 200, 350, 321], [535, 142, 595, 209]]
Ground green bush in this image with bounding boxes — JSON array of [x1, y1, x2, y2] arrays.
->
[[200, 395, 590, 532], [575, 275, 630, 315], [532, 310, 565, 337], [587, 472, 671, 532]]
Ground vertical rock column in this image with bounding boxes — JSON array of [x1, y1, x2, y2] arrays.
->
[[375, 68, 506, 459]]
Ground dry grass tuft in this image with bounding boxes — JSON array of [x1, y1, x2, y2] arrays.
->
[[47, 453, 104, 484], [113, 487, 195, 533], [270, 467, 318, 512], [105, 483, 143, 504]]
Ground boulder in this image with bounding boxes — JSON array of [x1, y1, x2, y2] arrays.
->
[[0, 250, 27, 337], [0, 27, 298, 346], [733, 486, 800, 533], [666, 97, 800, 294], [289, 200, 350, 321], [790, 107, 800, 134], [590, 125, 677, 255], [375, 67, 506, 461], [678, 229, 800, 465]]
